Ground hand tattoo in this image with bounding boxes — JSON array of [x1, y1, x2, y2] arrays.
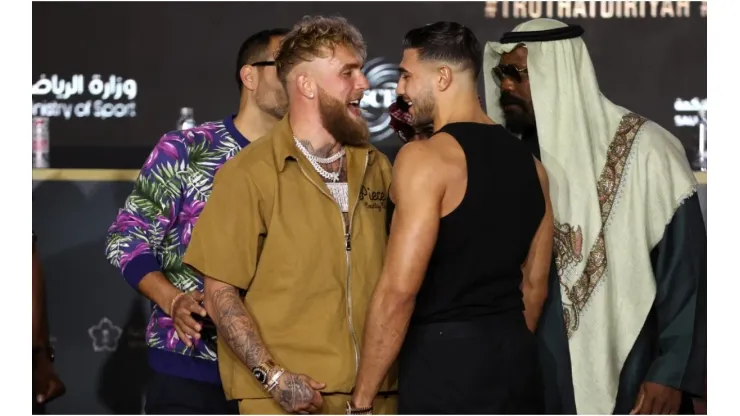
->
[[276, 374, 316, 411], [210, 286, 270, 370]]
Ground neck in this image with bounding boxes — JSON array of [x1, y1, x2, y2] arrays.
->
[[432, 89, 491, 132], [232, 93, 280, 142], [289, 101, 341, 158]]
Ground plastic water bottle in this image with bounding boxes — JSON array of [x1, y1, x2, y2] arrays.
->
[[697, 109, 707, 172], [32, 117, 50, 168], [177, 107, 196, 130]]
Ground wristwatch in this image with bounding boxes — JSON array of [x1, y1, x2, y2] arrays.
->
[[252, 360, 283, 391]]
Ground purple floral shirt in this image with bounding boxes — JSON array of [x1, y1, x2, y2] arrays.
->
[[105, 116, 249, 367]]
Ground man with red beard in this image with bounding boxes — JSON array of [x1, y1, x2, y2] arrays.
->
[[183, 15, 397, 415]]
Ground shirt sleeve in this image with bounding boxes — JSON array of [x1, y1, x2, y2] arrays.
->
[[183, 161, 266, 290], [644, 193, 707, 397], [104, 133, 187, 289]]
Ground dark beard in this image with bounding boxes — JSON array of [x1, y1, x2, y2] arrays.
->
[[411, 90, 435, 128], [256, 81, 288, 120], [318, 87, 369, 147], [259, 97, 286, 120], [503, 111, 535, 135], [500, 91, 535, 135], [266, 95, 288, 120]]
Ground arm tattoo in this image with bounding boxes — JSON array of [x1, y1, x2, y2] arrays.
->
[[211, 286, 319, 411], [210, 286, 271, 370]]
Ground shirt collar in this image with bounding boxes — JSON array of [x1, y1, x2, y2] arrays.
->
[[222, 114, 250, 148], [272, 114, 376, 172]]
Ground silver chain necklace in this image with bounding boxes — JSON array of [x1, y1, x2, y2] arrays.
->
[[294, 136, 344, 182]]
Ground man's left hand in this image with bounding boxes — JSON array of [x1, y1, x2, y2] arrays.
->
[[34, 358, 66, 404], [630, 381, 681, 415]]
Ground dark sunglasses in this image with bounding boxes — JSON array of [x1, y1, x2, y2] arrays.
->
[[492, 64, 528, 87], [249, 61, 276, 67]]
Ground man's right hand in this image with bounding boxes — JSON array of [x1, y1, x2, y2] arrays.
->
[[269, 371, 326, 414], [169, 291, 207, 347], [34, 355, 65, 404]]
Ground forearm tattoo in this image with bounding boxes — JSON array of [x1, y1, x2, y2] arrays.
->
[[211, 286, 320, 412], [210, 286, 271, 370]]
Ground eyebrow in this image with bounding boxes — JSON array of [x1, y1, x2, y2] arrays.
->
[[341, 62, 362, 72], [398, 66, 409, 74]]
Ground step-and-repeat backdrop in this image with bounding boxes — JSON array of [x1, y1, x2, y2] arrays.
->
[[33, 1, 707, 166], [32, 2, 706, 413]]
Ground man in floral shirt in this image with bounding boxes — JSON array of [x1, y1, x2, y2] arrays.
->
[[104, 28, 289, 414]]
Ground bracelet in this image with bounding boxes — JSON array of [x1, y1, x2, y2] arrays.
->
[[169, 292, 188, 316], [345, 401, 373, 415], [266, 368, 285, 393]]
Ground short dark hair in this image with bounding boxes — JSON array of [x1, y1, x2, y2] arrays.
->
[[402, 22, 482, 78], [235, 28, 290, 92]]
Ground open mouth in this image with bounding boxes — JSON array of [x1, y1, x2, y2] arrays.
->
[[347, 99, 361, 116], [404, 98, 414, 113]]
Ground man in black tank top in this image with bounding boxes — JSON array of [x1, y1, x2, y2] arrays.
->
[[348, 22, 554, 415]]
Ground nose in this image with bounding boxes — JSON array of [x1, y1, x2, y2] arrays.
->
[[396, 78, 405, 97], [500, 76, 516, 93], [356, 73, 370, 91]]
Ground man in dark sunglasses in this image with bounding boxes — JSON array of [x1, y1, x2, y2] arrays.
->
[[104, 28, 290, 415], [491, 62, 536, 155], [483, 18, 706, 416]]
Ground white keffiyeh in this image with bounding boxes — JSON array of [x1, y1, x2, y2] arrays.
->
[[483, 18, 697, 414]]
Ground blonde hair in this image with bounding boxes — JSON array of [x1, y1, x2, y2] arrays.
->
[[275, 15, 367, 87]]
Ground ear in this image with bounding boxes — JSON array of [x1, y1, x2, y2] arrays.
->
[[437, 66, 452, 92], [296, 73, 315, 99], [240, 65, 257, 92]]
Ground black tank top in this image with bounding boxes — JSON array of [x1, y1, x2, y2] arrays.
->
[[386, 122, 545, 325]]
